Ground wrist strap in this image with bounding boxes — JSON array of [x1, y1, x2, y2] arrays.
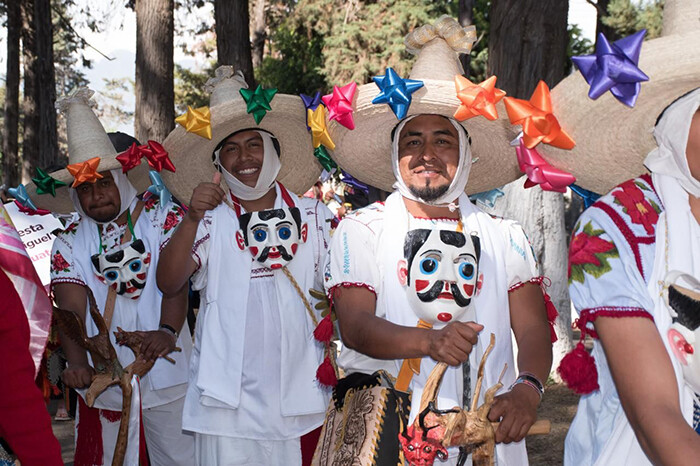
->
[[510, 372, 544, 400], [159, 323, 178, 339]]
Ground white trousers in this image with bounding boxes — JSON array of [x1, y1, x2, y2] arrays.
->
[[194, 433, 302, 466], [77, 396, 195, 466]]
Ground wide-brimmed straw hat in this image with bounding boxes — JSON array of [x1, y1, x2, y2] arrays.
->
[[540, 0, 700, 195], [26, 88, 150, 214], [161, 66, 321, 204], [328, 16, 522, 194]]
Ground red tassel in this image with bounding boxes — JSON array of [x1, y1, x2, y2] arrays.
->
[[316, 355, 338, 387], [543, 293, 559, 343], [75, 397, 104, 466], [313, 314, 333, 344], [557, 342, 599, 395]]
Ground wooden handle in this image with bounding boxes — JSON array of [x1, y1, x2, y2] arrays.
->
[[490, 419, 550, 435]]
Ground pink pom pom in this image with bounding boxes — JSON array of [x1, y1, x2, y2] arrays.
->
[[313, 314, 333, 344], [557, 342, 599, 394], [316, 356, 338, 387], [544, 293, 559, 343]]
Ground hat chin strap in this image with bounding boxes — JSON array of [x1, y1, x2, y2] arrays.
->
[[391, 115, 472, 208], [215, 130, 282, 201]]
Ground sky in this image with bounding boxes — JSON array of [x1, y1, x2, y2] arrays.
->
[[0, 0, 598, 133]]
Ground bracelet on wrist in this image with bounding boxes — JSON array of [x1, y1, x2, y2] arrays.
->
[[159, 323, 178, 339], [509, 372, 544, 400]]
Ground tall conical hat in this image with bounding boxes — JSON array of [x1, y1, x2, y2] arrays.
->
[[540, 0, 700, 195], [26, 88, 150, 214], [161, 66, 322, 204], [328, 16, 522, 194]]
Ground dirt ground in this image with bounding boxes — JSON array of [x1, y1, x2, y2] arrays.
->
[[526, 383, 580, 465]]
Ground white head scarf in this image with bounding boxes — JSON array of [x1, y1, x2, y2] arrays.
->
[[391, 115, 472, 208], [69, 169, 138, 224], [213, 130, 281, 200], [644, 88, 700, 198]]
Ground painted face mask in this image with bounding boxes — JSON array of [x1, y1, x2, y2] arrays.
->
[[236, 207, 308, 269], [665, 272, 700, 393], [398, 229, 481, 328], [91, 239, 151, 299]]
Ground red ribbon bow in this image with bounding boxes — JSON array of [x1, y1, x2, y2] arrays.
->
[[516, 139, 576, 193]]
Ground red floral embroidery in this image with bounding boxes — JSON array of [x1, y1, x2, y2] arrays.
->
[[143, 192, 159, 212], [568, 221, 619, 283], [51, 251, 71, 273], [63, 222, 79, 235], [162, 208, 183, 234], [612, 180, 659, 235]]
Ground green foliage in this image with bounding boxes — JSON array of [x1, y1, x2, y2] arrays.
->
[[466, 0, 491, 82], [174, 64, 213, 113], [256, 25, 326, 94], [567, 24, 593, 72], [602, 0, 664, 39], [94, 78, 135, 131]]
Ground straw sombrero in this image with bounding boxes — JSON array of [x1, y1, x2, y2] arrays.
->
[[539, 0, 700, 195], [328, 16, 522, 195], [161, 67, 322, 204], [26, 88, 150, 214]]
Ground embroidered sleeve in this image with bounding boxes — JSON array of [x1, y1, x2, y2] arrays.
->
[[503, 221, 540, 289], [190, 213, 212, 291], [49, 225, 86, 289], [324, 215, 379, 300], [568, 213, 652, 321], [157, 200, 187, 250]]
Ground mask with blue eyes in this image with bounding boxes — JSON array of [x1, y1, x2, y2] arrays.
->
[[235, 207, 308, 269], [398, 229, 481, 328], [91, 239, 151, 300]]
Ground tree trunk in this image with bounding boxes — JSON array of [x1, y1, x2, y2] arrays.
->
[[250, 0, 267, 70], [34, 0, 59, 171], [3, 0, 21, 187], [488, 0, 573, 380], [135, 0, 175, 144], [215, 0, 255, 87], [594, 0, 617, 42], [21, 0, 38, 182], [458, 0, 475, 77]]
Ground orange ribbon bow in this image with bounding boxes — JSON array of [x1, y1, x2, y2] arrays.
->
[[454, 75, 506, 121], [503, 81, 575, 150], [67, 157, 103, 187]]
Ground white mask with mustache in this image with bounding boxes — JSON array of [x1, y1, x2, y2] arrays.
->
[[213, 130, 282, 201], [398, 229, 481, 328]]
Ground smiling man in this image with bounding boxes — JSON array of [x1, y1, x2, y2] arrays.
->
[[157, 68, 333, 466]]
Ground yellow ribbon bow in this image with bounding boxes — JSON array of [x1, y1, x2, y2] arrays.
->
[[175, 106, 212, 140], [308, 106, 335, 150]]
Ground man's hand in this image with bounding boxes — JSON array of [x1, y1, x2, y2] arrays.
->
[[62, 363, 95, 389], [138, 330, 177, 362], [186, 172, 225, 223], [488, 382, 540, 443], [425, 321, 484, 366]]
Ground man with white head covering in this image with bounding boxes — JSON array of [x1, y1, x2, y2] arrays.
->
[[157, 68, 333, 465], [31, 89, 195, 465], [323, 17, 554, 465]]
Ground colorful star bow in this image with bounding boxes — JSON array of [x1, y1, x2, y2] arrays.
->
[[504, 81, 575, 150], [240, 85, 277, 124], [141, 141, 176, 172], [516, 139, 576, 193], [8, 184, 38, 211], [371, 68, 423, 120], [313, 145, 337, 173], [146, 170, 172, 209], [301, 92, 324, 130], [339, 171, 369, 195], [308, 106, 335, 150], [573, 30, 649, 107], [175, 106, 212, 139], [322, 82, 357, 130], [116, 143, 145, 173], [570, 184, 601, 208], [454, 75, 506, 121], [14, 200, 50, 216], [31, 167, 67, 197], [67, 157, 103, 187]]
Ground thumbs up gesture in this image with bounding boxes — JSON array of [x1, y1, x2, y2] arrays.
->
[[186, 171, 225, 223]]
